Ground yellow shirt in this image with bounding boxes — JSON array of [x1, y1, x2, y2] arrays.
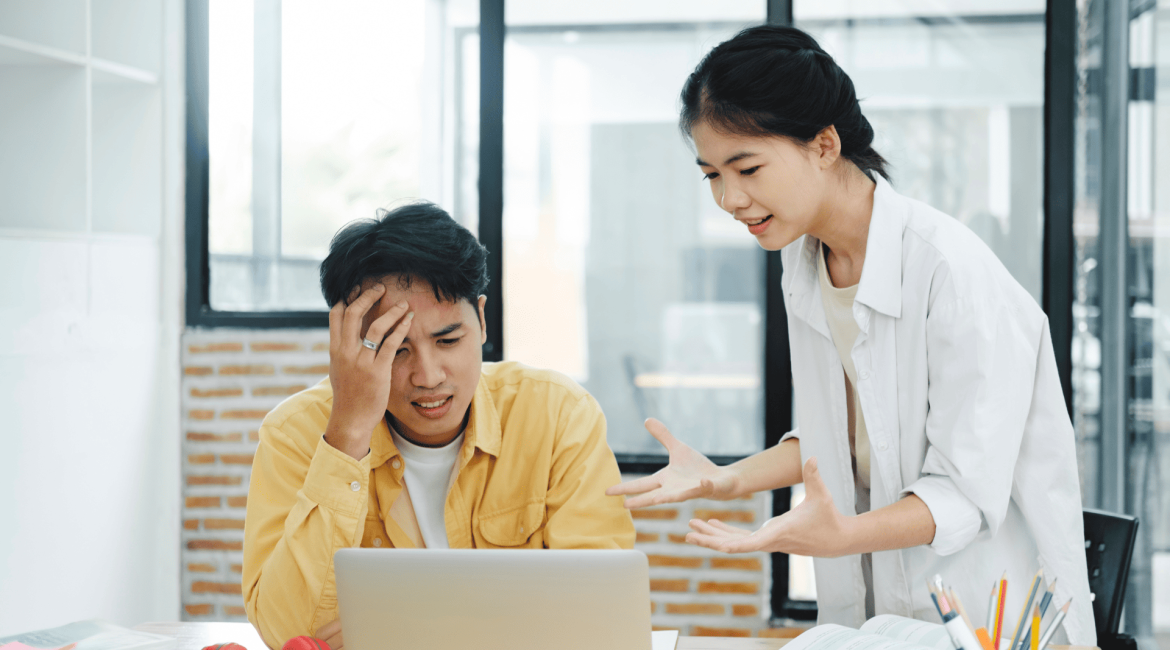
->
[[242, 361, 636, 648]]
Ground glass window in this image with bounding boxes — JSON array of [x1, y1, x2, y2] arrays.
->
[[500, 2, 768, 457], [797, 1, 1047, 301], [206, 0, 479, 311]]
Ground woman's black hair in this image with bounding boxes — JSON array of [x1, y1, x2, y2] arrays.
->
[[680, 24, 889, 181], [319, 201, 489, 308]]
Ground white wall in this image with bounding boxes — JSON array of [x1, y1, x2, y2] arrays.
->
[[0, 0, 183, 634]]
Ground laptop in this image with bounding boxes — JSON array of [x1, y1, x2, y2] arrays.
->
[[334, 548, 651, 650]]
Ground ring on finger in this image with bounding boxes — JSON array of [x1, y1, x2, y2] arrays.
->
[[361, 338, 379, 351]]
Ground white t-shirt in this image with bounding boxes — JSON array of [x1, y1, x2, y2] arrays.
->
[[389, 427, 463, 549]]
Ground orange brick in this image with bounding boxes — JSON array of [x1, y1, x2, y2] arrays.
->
[[227, 496, 248, 508], [230, 563, 243, 574], [251, 342, 301, 352], [652, 626, 681, 632], [668, 534, 689, 544], [630, 508, 678, 520], [311, 342, 330, 352], [190, 387, 244, 398], [665, 603, 725, 615], [187, 563, 216, 573], [186, 496, 221, 508], [249, 429, 260, 442], [693, 509, 755, 524], [711, 557, 763, 571], [635, 532, 659, 543], [187, 454, 215, 465], [650, 602, 657, 614], [733, 604, 760, 617], [759, 627, 808, 638], [184, 366, 214, 376], [647, 554, 703, 568], [224, 605, 247, 617], [184, 603, 213, 616], [187, 431, 242, 442], [191, 581, 242, 595], [187, 539, 244, 551], [698, 581, 759, 594], [183, 519, 199, 530], [188, 409, 215, 421], [189, 342, 244, 353], [692, 626, 751, 638], [253, 384, 307, 397], [221, 409, 269, 420], [204, 518, 246, 530], [187, 475, 242, 486], [219, 364, 275, 376], [283, 364, 330, 375], [221, 453, 254, 465], [650, 579, 689, 592]]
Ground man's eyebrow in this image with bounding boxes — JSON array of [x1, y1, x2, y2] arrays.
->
[[695, 151, 758, 167], [431, 322, 464, 338]]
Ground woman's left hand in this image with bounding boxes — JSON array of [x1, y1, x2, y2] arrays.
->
[[685, 456, 855, 558]]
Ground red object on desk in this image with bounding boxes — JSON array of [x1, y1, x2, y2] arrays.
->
[[282, 636, 332, 650], [201, 644, 249, 650]]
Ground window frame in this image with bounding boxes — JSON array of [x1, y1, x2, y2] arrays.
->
[[184, 0, 1078, 624]]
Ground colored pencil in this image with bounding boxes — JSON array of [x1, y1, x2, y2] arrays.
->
[[1018, 579, 1058, 650], [1008, 569, 1043, 650], [949, 587, 978, 637], [1037, 601, 1071, 650], [993, 573, 1007, 650]]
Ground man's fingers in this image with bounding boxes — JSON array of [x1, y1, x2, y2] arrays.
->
[[363, 300, 410, 351], [328, 301, 344, 353], [605, 475, 662, 497], [373, 311, 414, 369], [341, 284, 386, 344]]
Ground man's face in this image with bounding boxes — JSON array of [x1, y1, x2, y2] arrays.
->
[[359, 276, 487, 446]]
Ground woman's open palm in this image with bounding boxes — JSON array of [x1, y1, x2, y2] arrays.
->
[[605, 418, 739, 509]]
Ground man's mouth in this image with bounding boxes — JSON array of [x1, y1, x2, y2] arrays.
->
[[411, 395, 454, 419]]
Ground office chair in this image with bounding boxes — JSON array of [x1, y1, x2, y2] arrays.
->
[[1083, 508, 1139, 650]]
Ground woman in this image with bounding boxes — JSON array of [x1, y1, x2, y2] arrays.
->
[[607, 25, 1094, 644]]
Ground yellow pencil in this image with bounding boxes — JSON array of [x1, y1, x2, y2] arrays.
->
[[1031, 603, 1040, 650]]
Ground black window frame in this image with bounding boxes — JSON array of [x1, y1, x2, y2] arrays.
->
[[184, 0, 1078, 624]]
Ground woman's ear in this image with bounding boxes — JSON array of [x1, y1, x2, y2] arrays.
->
[[477, 295, 488, 344], [813, 124, 842, 169]]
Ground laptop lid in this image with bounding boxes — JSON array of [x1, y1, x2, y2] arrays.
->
[[334, 548, 651, 650]]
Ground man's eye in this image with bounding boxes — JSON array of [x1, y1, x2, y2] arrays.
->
[[740, 166, 760, 176], [439, 338, 461, 347], [395, 348, 407, 356]]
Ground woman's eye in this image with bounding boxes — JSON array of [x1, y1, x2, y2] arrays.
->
[[740, 166, 761, 176], [702, 172, 719, 181]]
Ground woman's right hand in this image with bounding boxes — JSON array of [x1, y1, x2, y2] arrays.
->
[[605, 418, 740, 508]]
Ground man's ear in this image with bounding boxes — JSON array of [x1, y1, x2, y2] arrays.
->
[[477, 295, 488, 345]]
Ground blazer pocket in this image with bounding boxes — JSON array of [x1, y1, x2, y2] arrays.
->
[[477, 498, 545, 547]]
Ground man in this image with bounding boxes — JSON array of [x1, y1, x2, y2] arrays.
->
[[242, 202, 635, 649]]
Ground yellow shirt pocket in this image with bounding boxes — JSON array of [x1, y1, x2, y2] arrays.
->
[[476, 498, 546, 548]]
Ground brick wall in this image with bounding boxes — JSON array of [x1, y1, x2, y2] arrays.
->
[[181, 328, 781, 637]]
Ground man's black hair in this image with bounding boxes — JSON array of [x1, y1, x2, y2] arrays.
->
[[319, 201, 489, 308]]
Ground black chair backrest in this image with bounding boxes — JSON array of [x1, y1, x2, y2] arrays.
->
[[1083, 508, 1139, 640]]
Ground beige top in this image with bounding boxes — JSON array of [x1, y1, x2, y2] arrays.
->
[[817, 244, 871, 490]]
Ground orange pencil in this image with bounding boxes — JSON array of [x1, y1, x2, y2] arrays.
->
[[993, 572, 1007, 650]]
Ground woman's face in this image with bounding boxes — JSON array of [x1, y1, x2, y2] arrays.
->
[[692, 120, 828, 251]]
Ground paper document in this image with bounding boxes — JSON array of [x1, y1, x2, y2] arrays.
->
[[0, 621, 171, 650], [785, 616, 958, 650], [652, 629, 680, 650]]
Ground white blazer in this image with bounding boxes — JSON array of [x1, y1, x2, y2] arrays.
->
[[780, 176, 1095, 645]]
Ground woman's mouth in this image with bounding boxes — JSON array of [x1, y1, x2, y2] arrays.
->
[[745, 215, 773, 235], [411, 396, 453, 419]]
